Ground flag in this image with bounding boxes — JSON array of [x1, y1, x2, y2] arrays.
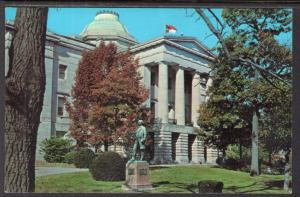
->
[[165, 24, 177, 34]]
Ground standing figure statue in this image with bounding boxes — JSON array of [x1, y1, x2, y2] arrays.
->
[[130, 120, 147, 161]]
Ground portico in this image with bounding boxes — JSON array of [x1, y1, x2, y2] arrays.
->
[[142, 62, 205, 127], [132, 36, 219, 164]]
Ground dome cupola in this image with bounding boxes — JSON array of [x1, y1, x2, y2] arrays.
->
[[81, 10, 137, 48]]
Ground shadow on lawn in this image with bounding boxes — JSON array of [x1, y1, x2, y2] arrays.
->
[[90, 184, 121, 193], [152, 181, 197, 193], [149, 166, 170, 171], [226, 180, 284, 193], [264, 180, 285, 188]]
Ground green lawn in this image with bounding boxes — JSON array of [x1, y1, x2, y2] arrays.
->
[[35, 165, 290, 194]]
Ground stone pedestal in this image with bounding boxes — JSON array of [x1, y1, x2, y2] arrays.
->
[[123, 161, 153, 191]]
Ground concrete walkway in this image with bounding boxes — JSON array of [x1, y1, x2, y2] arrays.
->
[[35, 164, 215, 177], [35, 167, 88, 177]]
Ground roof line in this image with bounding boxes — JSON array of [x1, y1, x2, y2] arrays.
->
[[128, 36, 215, 61]]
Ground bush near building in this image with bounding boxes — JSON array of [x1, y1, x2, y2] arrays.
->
[[39, 137, 74, 163], [64, 151, 78, 164], [73, 148, 96, 168], [89, 151, 125, 181]]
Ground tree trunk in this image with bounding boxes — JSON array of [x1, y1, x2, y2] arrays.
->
[[283, 163, 291, 191], [239, 139, 242, 160], [283, 150, 291, 192], [5, 7, 48, 192], [268, 151, 272, 167], [250, 109, 260, 176], [104, 140, 109, 151]]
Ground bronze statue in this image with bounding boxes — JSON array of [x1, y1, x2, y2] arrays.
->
[[130, 120, 147, 161]]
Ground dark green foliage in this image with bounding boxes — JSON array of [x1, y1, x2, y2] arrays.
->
[[64, 151, 78, 164], [198, 180, 223, 193], [260, 104, 292, 160], [89, 152, 125, 181], [73, 148, 96, 168], [197, 9, 292, 176], [39, 137, 74, 163], [223, 158, 244, 171]]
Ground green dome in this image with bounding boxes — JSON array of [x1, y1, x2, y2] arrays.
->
[[81, 11, 136, 43]]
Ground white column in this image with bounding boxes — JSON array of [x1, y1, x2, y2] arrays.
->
[[191, 73, 202, 127], [153, 128, 172, 164], [207, 148, 218, 164], [175, 133, 189, 163], [191, 136, 205, 164], [205, 77, 213, 102], [158, 62, 169, 123], [175, 67, 185, 125], [138, 65, 151, 108]]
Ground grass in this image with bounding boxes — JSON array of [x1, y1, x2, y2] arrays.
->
[[35, 165, 290, 194], [35, 160, 75, 168]]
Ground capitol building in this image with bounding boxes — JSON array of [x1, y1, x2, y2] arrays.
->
[[5, 11, 219, 164]]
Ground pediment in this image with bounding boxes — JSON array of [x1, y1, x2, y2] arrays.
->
[[166, 37, 215, 58]]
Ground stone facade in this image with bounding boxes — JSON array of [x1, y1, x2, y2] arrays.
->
[[5, 11, 219, 164]]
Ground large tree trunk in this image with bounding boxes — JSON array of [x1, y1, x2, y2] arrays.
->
[[250, 109, 260, 176], [5, 7, 48, 192]]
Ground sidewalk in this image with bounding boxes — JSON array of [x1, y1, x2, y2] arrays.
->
[[35, 167, 88, 177]]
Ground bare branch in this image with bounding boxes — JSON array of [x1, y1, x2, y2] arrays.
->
[[195, 8, 292, 89], [207, 8, 225, 32], [195, 8, 231, 59], [260, 71, 286, 92], [203, 33, 214, 40], [185, 8, 195, 17], [238, 58, 291, 87]]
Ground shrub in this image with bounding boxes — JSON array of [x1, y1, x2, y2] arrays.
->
[[39, 137, 74, 163], [225, 145, 240, 160], [73, 148, 96, 168], [225, 158, 243, 170], [198, 180, 223, 193], [89, 151, 125, 181], [216, 156, 225, 166], [64, 151, 78, 164]]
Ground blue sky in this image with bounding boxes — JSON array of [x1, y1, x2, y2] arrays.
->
[[5, 8, 292, 49]]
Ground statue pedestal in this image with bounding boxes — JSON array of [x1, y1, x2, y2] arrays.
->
[[122, 161, 153, 191]]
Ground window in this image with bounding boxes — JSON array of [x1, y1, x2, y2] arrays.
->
[[59, 64, 67, 79], [151, 72, 155, 86], [57, 97, 66, 116]]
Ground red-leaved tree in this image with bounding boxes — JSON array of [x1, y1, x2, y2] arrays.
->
[[66, 42, 149, 153]]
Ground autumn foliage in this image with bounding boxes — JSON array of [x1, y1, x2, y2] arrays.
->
[[66, 42, 149, 151]]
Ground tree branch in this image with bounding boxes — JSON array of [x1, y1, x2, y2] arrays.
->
[[195, 8, 231, 59], [195, 8, 292, 89], [207, 8, 225, 33], [238, 57, 291, 87]]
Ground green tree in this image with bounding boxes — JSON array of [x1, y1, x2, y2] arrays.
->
[[196, 8, 292, 176], [259, 85, 292, 167], [67, 42, 148, 153]]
